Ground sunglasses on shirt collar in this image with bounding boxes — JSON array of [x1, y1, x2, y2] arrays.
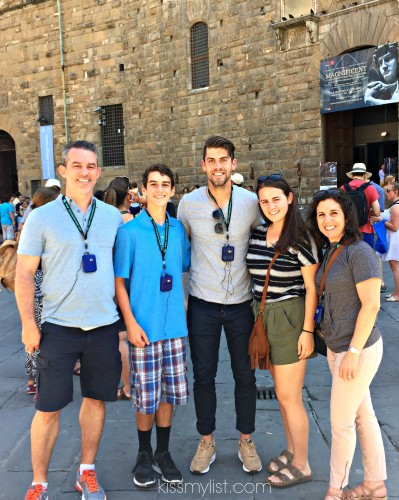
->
[[212, 209, 224, 234]]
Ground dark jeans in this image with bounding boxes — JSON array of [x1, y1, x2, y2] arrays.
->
[[187, 295, 256, 436]]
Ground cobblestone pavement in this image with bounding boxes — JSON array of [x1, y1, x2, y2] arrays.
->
[[0, 264, 398, 499]]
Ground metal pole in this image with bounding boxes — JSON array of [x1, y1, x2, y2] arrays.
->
[[57, 0, 68, 143]]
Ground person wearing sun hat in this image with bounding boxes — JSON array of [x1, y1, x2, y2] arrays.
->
[[44, 178, 61, 191], [340, 163, 380, 248], [231, 172, 244, 187]]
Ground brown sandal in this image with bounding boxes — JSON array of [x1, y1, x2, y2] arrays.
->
[[343, 483, 387, 499], [267, 449, 293, 473], [268, 462, 313, 489], [117, 386, 130, 400], [325, 488, 344, 499]]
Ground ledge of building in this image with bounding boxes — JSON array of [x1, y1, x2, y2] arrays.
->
[[271, 0, 393, 51]]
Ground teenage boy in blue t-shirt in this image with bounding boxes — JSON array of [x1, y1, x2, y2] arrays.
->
[[114, 164, 191, 488]]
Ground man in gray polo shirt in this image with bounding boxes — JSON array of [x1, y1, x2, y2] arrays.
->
[[16, 141, 122, 500], [177, 135, 262, 475]]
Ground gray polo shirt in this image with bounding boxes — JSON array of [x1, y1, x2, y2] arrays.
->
[[177, 186, 261, 304], [18, 194, 123, 328]]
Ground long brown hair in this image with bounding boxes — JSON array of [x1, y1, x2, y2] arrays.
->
[[31, 187, 59, 210]]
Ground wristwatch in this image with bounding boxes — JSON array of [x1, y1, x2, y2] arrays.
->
[[348, 346, 361, 354]]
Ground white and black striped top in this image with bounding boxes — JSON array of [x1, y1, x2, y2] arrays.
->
[[246, 224, 319, 303]]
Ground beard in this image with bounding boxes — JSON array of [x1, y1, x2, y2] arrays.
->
[[209, 173, 230, 188]]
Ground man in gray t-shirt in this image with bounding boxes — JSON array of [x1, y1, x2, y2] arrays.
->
[[16, 141, 122, 500], [177, 135, 262, 475]]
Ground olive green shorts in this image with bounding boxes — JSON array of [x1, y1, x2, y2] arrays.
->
[[252, 296, 316, 366]]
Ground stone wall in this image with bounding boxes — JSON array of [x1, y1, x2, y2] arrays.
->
[[0, 0, 398, 199]]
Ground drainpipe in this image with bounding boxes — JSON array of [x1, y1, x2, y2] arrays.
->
[[57, 0, 69, 142]]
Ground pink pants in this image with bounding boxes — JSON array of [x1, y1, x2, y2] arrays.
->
[[328, 337, 386, 489]]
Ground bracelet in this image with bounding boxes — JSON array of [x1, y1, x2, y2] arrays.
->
[[302, 329, 314, 334]]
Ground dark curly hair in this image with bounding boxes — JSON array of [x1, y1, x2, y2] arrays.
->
[[142, 163, 175, 188], [256, 177, 309, 252], [307, 190, 361, 248], [373, 43, 398, 66]]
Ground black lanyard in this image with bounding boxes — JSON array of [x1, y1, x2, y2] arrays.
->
[[148, 212, 169, 270], [62, 195, 96, 250], [389, 199, 399, 208], [208, 188, 233, 233]]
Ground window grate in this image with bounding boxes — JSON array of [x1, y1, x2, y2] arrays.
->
[[191, 22, 209, 89], [100, 104, 125, 167], [38, 96, 54, 126], [256, 386, 277, 400]]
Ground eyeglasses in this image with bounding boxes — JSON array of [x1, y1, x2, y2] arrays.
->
[[257, 174, 282, 184], [313, 188, 340, 200], [386, 188, 392, 193], [212, 209, 224, 234]]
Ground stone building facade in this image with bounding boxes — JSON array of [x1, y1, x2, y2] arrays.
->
[[0, 0, 398, 201]]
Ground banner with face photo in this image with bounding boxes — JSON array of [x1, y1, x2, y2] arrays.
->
[[320, 43, 398, 114]]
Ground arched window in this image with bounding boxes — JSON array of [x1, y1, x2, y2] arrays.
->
[[190, 22, 209, 89]]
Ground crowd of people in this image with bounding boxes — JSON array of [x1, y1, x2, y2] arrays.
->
[[1, 137, 394, 499]]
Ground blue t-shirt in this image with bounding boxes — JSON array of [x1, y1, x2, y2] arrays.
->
[[370, 181, 385, 211], [0, 202, 14, 225], [113, 210, 191, 343]]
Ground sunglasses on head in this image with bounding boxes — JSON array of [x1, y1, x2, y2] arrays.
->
[[212, 209, 224, 234], [257, 174, 282, 184], [313, 189, 341, 200]]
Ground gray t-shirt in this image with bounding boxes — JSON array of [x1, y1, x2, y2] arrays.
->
[[316, 241, 381, 353], [18, 194, 123, 328], [177, 185, 261, 304]]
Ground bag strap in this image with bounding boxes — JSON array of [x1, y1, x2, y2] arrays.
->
[[344, 182, 367, 192], [259, 250, 281, 315], [319, 244, 345, 296]]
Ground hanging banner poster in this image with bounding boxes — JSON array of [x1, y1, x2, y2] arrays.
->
[[40, 125, 55, 179], [384, 157, 398, 178], [320, 43, 398, 114], [320, 162, 337, 190]]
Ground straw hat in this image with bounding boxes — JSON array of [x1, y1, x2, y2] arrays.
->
[[346, 163, 372, 179]]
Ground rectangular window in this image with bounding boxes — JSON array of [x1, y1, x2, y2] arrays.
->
[[31, 180, 41, 196], [191, 22, 209, 89], [38, 95, 54, 126], [99, 104, 125, 167]]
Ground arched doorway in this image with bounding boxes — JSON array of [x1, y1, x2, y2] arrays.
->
[[0, 130, 18, 200]]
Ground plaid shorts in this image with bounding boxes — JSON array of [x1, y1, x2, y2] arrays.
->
[[129, 337, 188, 415]]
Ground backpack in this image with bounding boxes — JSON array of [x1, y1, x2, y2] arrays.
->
[[343, 182, 369, 226], [0, 240, 18, 292]]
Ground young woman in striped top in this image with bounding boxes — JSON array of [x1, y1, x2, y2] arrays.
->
[[246, 174, 319, 489]]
